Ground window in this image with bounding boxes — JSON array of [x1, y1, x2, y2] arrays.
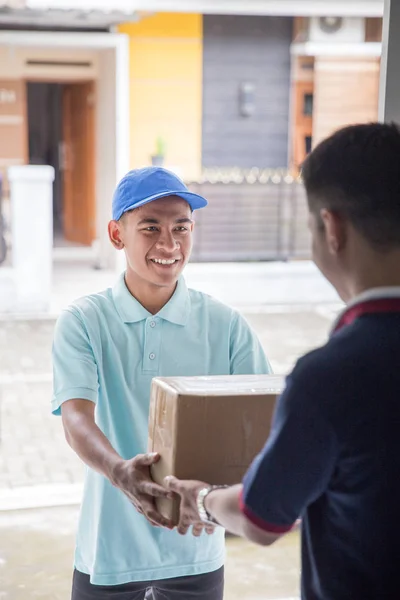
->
[[305, 136, 312, 155], [303, 93, 314, 116]]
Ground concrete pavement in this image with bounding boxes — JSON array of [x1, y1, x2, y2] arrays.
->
[[1, 259, 341, 319], [0, 504, 300, 599], [51, 259, 341, 315]]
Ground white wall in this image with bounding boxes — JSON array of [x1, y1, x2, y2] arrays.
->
[[0, 165, 54, 314], [0, 45, 99, 80], [95, 38, 129, 271], [0, 32, 130, 314]]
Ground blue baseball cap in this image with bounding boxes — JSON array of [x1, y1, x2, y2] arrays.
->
[[112, 167, 208, 221]]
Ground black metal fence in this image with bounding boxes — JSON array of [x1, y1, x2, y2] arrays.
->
[[188, 171, 311, 262]]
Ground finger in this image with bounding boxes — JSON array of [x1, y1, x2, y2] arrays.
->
[[205, 525, 216, 535], [145, 509, 174, 529], [140, 481, 174, 499], [139, 508, 162, 528], [177, 516, 192, 536], [141, 498, 174, 529], [192, 523, 204, 537], [164, 475, 180, 492], [177, 523, 191, 535], [146, 518, 160, 527], [124, 493, 144, 514], [134, 452, 160, 467], [131, 500, 157, 523]]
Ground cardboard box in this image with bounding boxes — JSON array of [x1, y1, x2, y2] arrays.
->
[[148, 374, 284, 524]]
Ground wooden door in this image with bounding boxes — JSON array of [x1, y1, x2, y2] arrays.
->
[[62, 82, 95, 245], [292, 81, 314, 171]]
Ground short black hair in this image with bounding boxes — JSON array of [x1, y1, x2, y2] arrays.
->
[[302, 122, 400, 249]]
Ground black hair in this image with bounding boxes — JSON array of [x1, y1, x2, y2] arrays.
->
[[302, 122, 400, 249]]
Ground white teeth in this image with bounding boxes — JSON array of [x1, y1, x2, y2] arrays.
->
[[151, 259, 177, 265]]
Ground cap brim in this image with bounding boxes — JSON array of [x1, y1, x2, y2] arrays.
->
[[121, 190, 208, 218]]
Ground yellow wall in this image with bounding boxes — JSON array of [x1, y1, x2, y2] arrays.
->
[[119, 13, 203, 181]]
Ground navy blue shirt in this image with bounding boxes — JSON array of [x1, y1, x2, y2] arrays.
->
[[241, 289, 400, 599]]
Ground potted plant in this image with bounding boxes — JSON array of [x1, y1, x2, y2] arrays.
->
[[151, 136, 166, 167]]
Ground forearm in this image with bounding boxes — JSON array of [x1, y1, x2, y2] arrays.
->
[[203, 485, 243, 534], [63, 403, 174, 528], [64, 410, 122, 484], [205, 484, 280, 546]]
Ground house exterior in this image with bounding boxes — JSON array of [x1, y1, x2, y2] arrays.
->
[[0, 3, 133, 267], [0, 0, 384, 270], [118, 11, 383, 179]]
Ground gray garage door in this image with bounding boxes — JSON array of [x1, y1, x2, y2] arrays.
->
[[202, 15, 293, 169]]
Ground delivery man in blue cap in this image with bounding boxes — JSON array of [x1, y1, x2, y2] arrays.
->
[[52, 166, 271, 600], [165, 122, 400, 600]]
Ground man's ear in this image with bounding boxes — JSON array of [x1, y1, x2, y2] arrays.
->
[[108, 220, 124, 250], [320, 209, 346, 255]]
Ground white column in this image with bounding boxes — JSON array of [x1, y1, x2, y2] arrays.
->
[[114, 35, 130, 274], [8, 165, 54, 312], [379, 0, 400, 123], [95, 35, 130, 272]]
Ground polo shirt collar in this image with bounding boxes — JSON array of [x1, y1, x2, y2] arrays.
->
[[112, 273, 190, 326], [331, 286, 400, 335], [157, 277, 190, 326]]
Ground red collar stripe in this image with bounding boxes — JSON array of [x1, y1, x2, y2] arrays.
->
[[333, 298, 400, 334]]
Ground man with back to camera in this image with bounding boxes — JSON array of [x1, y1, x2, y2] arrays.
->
[[51, 166, 272, 599], [165, 122, 400, 599]]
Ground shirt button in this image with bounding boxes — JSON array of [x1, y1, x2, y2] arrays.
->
[[149, 353, 156, 360], [150, 321, 156, 328]]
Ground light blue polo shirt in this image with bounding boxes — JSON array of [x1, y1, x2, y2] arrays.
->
[[52, 274, 271, 585]]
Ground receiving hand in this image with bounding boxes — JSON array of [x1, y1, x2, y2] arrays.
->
[[111, 452, 174, 529], [164, 476, 216, 536]]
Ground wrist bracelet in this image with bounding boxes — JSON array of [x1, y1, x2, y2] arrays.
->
[[196, 485, 229, 525]]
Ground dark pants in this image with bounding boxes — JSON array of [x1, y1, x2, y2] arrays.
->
[[71, 567, 224, 600]]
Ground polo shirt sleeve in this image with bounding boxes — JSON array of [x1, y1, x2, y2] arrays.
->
[[240, 366, 339, 533], [230, 312, 272, 375], [52, 307, 99, 416]]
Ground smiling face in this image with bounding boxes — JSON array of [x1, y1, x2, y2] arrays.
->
[[108, 195, 194, 290]]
